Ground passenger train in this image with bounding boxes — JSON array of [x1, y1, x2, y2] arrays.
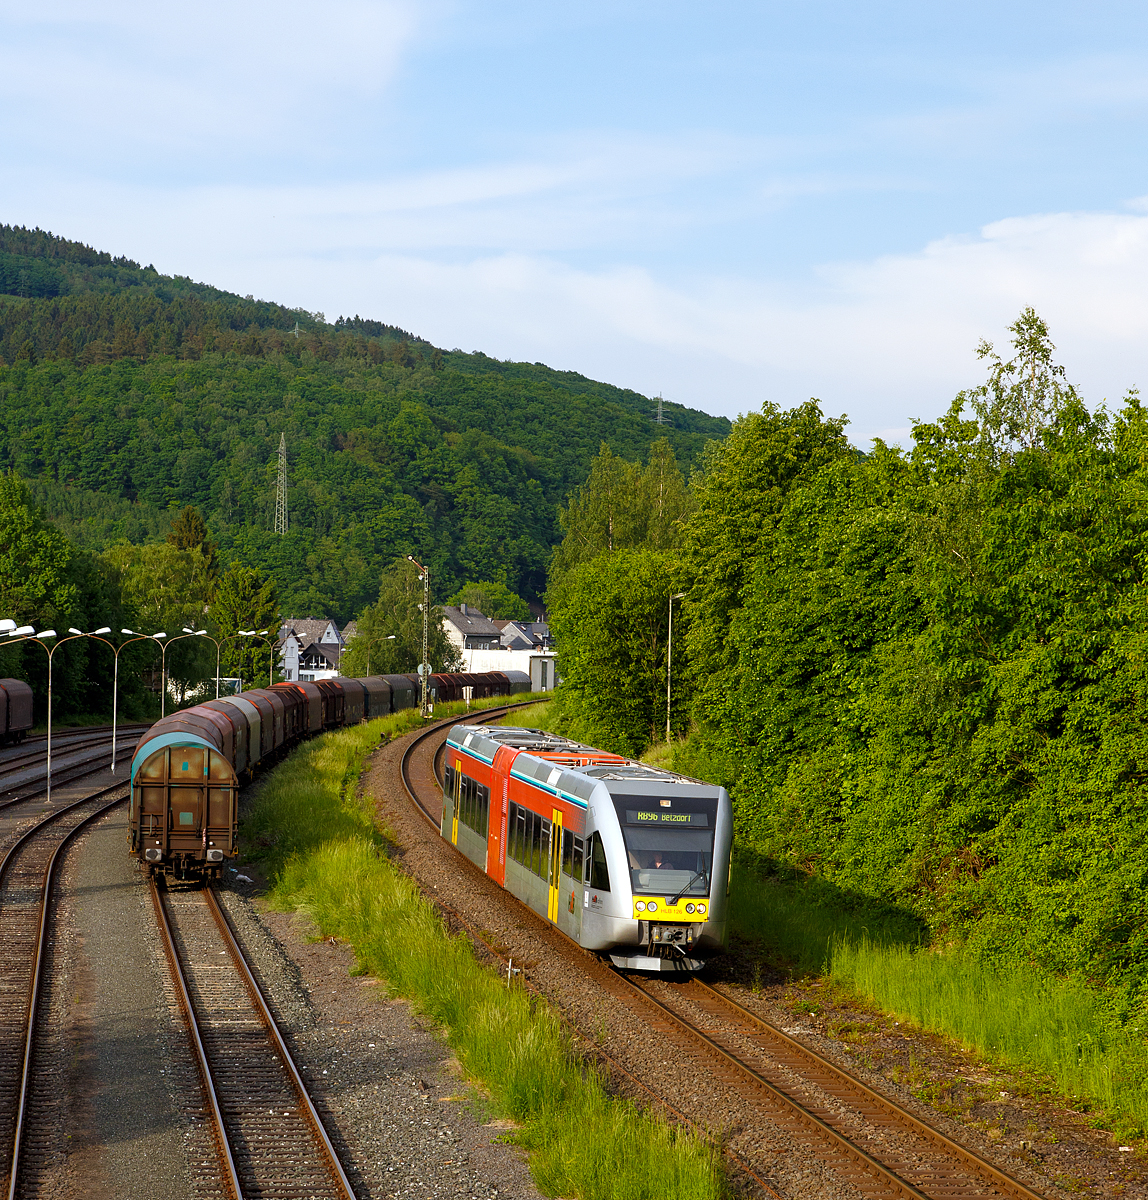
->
[[441, 724, 733, 971]]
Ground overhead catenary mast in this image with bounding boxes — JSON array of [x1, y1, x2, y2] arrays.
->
[[274, 432, 288, 535]]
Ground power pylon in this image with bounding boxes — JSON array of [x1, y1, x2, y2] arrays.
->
[[653, 393, 670, 426], [274, 432, 288, 535]]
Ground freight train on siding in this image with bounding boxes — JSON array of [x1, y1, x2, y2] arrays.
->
[[0, 678, 34, 745], [128, 671, 531, 879], [441, 724, 733, 972]]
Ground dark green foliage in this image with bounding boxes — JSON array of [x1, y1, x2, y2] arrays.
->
[[679, 315, 1148, 1011], [210, 563, 280, 686], [167, 505, 218, 578], [0, 474, 151, 721], [340, 559, 461, 677], [548, 547, 687, 756], [0, 224, 728, 622], [445, 580, 531, 621]]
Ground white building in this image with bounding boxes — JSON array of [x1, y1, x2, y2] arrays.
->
[[442, 605, 559, 692], [279, 617, 346, 682]]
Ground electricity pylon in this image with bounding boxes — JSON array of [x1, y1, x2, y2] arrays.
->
[[274, 433, 288, 535]]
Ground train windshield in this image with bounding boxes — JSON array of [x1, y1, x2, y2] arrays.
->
[[622, 826, 714, 896]]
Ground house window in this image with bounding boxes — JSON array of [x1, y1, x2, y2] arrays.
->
[[541, 661, 549, 690]]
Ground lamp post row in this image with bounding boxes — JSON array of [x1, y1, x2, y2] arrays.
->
[[0, 620, 278, 803]]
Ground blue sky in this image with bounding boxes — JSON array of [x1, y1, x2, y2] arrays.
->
[[4, 1, 1148, 443]]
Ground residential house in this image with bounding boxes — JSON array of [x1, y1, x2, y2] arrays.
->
[[442, 604, 503, 654], [443, 606, 559, 691], [279, 617, 346, 682]]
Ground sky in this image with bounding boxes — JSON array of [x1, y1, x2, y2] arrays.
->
[[3, 1, 1148, 444]]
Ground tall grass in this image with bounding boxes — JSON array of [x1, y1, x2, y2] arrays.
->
[[729, 859, 1148, 1136], [831, 941, 1148, 1132], [727, 857, 921, 976], [246, 715, 724, 1200]]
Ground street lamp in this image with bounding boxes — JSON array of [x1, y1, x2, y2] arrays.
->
[[91, 629, 164, 772], [10, 626, 108, 804], [239, 630, 275, 688], [666, 592, 686, 744], [407, 556, 430, 717], [181, 626, 229, 698], [157, 629, 211, 714], [365, 634, 396, 676]]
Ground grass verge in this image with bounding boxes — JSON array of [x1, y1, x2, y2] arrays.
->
[[729, 857, 1148, 1137], [647, 728, 1148, 1138], [243, 708, 725, 1200]]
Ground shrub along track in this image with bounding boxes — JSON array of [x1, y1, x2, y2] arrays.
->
[[0, 782, 127, 1199], [396, 712, 1051, 1200], [150, 877, 358, 1200]]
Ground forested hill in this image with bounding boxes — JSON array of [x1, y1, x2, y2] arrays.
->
[[0, 224, 729, 619]]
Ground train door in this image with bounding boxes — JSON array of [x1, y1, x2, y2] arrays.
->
[[169, 748, 206, 856], [556, 826, 584, 942], [547, 808, 563, 922], [488, 745, 516, 887], [451, 758, 461, 845]]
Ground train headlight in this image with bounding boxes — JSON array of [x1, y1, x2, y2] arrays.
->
[[647, 901, 657, 912], [697, 903, 706, 915], [685, 903, 695, 914], [635, 901, 646, 912]]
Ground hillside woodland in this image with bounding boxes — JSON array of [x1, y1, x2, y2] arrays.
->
[[0, 223, 728, 622], [0, 222, 726, 718], [548, 309, 1148, 1012]]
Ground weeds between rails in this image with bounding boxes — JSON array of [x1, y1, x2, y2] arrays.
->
[[243, 708, 725, 1200]]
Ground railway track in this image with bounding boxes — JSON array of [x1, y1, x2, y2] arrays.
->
[[0, 782, 127, 1199], [399, 712, 1048, 1200], [151, 879, 358, 1200], [0, 723, 150, 778], [0, 727, 149, 807]]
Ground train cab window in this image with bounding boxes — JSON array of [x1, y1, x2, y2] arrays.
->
[[561, 830, 584, 880], [586, 831, 610, 891], [444, 765, 456, 804]]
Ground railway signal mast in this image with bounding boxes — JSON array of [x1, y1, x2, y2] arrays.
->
[[406, 555, 431, 717], [274, 432, 288, 536]]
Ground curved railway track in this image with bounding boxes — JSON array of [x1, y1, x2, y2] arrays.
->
[[0, 783, 127, 1199], [151, 878, 358, 1200], [398, 711, 1048, 1200]]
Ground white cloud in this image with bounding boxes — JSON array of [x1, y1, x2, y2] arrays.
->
[[6, 158, 1148, 448], [267, 203, 1147, 445], [0, 0, 425, 163]]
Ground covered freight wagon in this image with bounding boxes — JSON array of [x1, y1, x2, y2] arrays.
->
[[0, 678, 33, 744]]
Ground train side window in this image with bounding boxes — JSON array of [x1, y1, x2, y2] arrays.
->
[[572, 834, 584, 882], [444, 765, 455, 802], [587, 832, 610, 891], [528, 811, 539, 875], [562, 829, 573, 877], [538, 817, 551, 878], [516, 805, 527, 864]]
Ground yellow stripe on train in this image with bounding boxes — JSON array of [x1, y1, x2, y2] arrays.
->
[[631, 897, 708, 920]]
